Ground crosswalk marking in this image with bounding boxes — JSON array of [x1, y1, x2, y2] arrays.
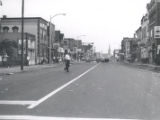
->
[[0, 115, 139, 120], [0, 100, 36, 105]]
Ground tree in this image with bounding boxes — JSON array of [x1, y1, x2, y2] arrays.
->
[[0, 39, 18, 66]]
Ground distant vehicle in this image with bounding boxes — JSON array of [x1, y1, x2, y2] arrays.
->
[[101, 58, 109, 63], [96, 57, 109, 63], [104, 58, 109, 62]]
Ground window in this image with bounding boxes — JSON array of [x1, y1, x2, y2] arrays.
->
[[3, 26, 9, 33], [12, 26, 19, 32]]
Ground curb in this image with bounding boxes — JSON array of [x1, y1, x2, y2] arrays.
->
[[120, 61, 160, 72], [0, 62, 84, 76], [0, 64, 60, 76]]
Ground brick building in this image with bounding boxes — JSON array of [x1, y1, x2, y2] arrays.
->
[[0, 16, 54, 64]]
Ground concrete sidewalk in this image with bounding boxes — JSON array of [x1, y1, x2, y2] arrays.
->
[[121, 61, 160, 72], [0, 63, 60, 76], [0, 61, 85, 76]]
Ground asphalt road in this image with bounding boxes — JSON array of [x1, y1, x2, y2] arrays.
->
[[0, 61, 160, 120]]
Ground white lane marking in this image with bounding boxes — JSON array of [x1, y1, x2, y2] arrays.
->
[[28, 63, 100, 109], [0, 100, 36, 105], [0, 115, 139, 120]]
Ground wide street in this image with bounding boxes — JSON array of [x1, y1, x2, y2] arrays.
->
[[0, 61, 160, 120]]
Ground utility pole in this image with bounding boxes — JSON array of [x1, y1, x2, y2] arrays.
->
[[21, 0, 24, 70]]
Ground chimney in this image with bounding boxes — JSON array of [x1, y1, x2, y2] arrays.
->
[[2, 15, 7, 18]]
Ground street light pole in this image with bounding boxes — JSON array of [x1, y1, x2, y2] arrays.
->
[[21, 0, 24, 70], [48, 13, 66, 63]]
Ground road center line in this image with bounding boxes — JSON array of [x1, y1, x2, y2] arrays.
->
[[0, 100, 36, 105], [28, 63, 100, 109]]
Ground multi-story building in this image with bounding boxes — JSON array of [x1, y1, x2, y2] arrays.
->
[[121, 37, 137, 62], [63, 38, 76, 59], [140, 14, 150, 63], [52, 31, 64, 61], [63, 38, 76, 52], [54, 31, 61, 43], [48, 22, 56, 63], [113, 49, 121, 60], [81, 42, 94, 60], [63, 38, 84, 60], [147, 0, 160, 64], [75, 40, 82, 49], [0, 16, 54, 64], [134, 27, 142, 62], [122, 38, 131, 61]]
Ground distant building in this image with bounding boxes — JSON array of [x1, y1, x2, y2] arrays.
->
[[114, 49, 121, 59], [55, 31, 62, 43], [139, 14, 150, 63], [121, 38, 131, 61], [75, 40, 82, 49], [121, 37, 137, 62], [52, 31, 64, 61], [63, 38, 76, 52]]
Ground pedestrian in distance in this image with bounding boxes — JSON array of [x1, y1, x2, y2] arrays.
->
[[64, 50, 71, 72]]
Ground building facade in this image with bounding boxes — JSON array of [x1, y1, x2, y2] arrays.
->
[[121, 37, 138, 62], [0, 17, 52, 64], [147, 0, 160, 64], [140, 14, 150, 63]]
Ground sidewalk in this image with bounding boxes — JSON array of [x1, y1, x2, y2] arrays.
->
[[0, 63, 60, 76], [121, 61, 160, 72], [0, 61, 85, 76]]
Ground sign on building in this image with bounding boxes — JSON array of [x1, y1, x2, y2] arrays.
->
[[154, 26, 160, 38], [157, 45, 160, 54]]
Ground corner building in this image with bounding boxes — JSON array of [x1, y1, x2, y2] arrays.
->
[[0, 17, 50, 64]]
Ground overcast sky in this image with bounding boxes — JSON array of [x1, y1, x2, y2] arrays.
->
[[0, 0, 150, 53]]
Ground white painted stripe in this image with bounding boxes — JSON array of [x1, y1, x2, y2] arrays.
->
[[28, 63, 100, 109], [0, 100, 36, 105], [0, 115, 139, 120]]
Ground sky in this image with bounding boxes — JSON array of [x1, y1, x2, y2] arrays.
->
[[0, 0, 150, 53]]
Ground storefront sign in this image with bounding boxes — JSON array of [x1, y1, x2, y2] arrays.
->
[[154, 26, 160, 38]]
